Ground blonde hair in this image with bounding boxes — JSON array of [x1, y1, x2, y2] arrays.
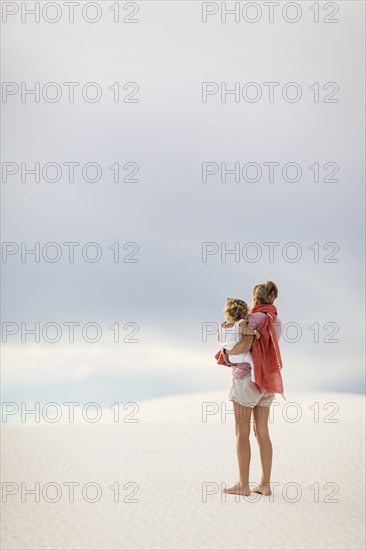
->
[[253, 281, 278, 305], [224, 298, 249, 321]]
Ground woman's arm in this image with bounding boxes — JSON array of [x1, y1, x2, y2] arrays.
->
[[228, 334, 253, 355], [240, 320, 256, 337], [226, 321, 254, 355]]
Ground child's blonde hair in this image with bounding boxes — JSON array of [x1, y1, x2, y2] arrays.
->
[[224, 298, 249, 321]]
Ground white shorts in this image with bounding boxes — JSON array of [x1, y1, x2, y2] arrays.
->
[[229, 376, 275, 408]]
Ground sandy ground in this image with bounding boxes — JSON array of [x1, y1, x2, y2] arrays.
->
[[1, 390, 365, 549]]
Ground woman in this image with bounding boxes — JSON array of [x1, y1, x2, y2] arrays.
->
[[223, 281, 284, 497]]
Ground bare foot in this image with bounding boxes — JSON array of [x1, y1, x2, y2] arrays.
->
[[223, 482, 251, 496], [251, 483, 272, 496]]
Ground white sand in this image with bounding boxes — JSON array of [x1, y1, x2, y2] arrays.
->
[[1, 390, 365, 550]]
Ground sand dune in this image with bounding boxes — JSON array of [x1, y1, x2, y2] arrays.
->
[[1, 390, 365, 549]]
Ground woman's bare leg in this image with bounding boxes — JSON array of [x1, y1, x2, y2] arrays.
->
[[252, 405, 272, 495], [223, 401, 252, 496]]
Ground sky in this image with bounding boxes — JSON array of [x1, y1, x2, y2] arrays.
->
[[1, 0, 365, 418]]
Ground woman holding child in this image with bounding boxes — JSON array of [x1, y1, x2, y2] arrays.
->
[[217, 281, 285, 497]]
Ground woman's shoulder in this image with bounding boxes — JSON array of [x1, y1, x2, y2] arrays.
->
[[249, 312, 266, 320], [247, 312, 266, 328]]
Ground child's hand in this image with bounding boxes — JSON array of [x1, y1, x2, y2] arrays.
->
[[254, 330, 261, 340]]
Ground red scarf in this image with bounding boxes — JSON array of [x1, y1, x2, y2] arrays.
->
[[251, 304, 286, 399]]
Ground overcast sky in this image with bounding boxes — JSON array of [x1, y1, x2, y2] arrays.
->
[[1, 1, 365, 414]]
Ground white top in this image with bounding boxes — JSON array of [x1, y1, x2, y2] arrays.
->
[[218, 319, 255, 381], [219, 318, 245, 351]]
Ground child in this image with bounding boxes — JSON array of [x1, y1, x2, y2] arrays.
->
[[218, 298, 259, 387]]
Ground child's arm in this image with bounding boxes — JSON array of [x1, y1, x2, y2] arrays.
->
[[217, 322, 225, 343]]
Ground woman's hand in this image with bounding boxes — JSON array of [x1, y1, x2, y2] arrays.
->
[[239, 320, 255, 337]]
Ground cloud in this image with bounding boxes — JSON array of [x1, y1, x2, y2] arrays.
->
[[2, 1, 364, 404]]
